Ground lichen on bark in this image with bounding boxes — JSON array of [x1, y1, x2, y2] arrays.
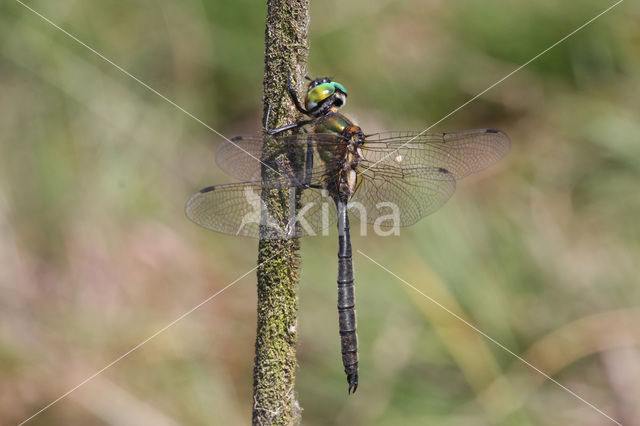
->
[[252, 1, 309, 425]]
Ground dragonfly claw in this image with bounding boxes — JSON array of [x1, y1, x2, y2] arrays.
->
[[347, 370, 358, 394]]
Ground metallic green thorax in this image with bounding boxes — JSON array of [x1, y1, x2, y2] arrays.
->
[[314, 113, 352, 135], [315, 114, 354, 165]]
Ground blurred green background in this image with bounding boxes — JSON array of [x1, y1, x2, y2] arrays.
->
[[2, 0, 639, 424]]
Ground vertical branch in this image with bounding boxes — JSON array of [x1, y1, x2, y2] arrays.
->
[[253, 1, 309, 425]]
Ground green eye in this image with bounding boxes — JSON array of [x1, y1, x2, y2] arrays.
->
[[305, 80, 348, 111], [332, 82, 347, 95], [307, 83, 335, 104]]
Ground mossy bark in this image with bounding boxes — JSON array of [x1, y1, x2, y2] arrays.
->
[[252, 1, 309, 425]]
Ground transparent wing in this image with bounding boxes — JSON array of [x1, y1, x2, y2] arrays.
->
[[216, 134, 347, 184], [216, 129, 509, 183], [359, 129, 510, 179], [215, 137, 267, 182], [204, 128, 509, 231], [350, 166, 456, 227], [185, 182, 337, 239]]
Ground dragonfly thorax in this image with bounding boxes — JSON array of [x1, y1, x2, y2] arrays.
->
[[319, 127, 365, 202]]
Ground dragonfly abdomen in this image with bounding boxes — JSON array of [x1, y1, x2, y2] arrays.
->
[[337, 201, 359, 393], [338, 256, 358, 393]]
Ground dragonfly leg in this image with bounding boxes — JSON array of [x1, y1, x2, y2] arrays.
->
[[264, 102, 311, 135], [287, 75, 310, 115]]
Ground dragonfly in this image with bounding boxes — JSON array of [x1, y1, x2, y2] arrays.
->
[[186, 76, 510, 393]]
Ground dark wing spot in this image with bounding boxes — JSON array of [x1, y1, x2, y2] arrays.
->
[[438, 167, 450, 174], [486, 128, 500, 133], [200, 185, 216, 193]]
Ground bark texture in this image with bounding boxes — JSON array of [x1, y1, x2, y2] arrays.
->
[[252, 1, 309, 425]]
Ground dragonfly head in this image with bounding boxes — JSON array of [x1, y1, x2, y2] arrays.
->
[[304, 77, 348, 116]]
